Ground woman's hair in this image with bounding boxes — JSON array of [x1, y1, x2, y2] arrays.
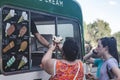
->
[[62, 39, 79, 61], [100, 37, 119, 64]]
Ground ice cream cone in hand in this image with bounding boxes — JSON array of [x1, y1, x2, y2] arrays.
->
[[52, 36, 63, 43]]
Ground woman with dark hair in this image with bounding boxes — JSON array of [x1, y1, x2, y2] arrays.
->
[[95, 37, 120, 80], [41, 39, 84, 80], [84, 37, 120, 80]]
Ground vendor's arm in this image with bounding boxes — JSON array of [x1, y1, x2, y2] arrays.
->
[[34, 33, 50, 48], [31, 20, 50, 48]]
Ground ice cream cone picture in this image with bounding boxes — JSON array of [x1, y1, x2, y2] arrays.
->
[[18, 56, 28, 69], [5, 56, 16, 69], [18, 26, 27, 37], [17, 16, 24, 23], [18, 41, 28, 52], [4, 9, 16, 21], [3, 41, 15, 53], [5, 23, 15, 37], [18, 12, 28, 23]]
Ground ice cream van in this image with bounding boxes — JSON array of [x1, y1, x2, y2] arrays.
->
[[0, 0, 84, 80]]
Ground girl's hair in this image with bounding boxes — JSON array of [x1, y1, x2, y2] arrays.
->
[[100, 37, 119, 64], [62, 39, 79, 61]]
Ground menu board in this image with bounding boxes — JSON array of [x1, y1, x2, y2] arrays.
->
[[2, 7, 30, 73]]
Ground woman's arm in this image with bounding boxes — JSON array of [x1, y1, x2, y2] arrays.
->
[[41, 43, 56, 75], [83, 50, 95, 63], [111, 67, 120, 80]]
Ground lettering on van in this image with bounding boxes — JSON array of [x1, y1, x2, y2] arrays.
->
[[39, 0, 63, 7]]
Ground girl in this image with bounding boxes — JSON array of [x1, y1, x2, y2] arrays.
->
[[96, 37, 120, 80]]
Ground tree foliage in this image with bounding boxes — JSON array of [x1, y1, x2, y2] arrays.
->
[[84, 19, 120, 54], [84, 19, 111, 47]]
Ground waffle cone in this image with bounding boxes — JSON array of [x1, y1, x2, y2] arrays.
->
[[18, 60, 25, 69], [6, 24, 15, 36], [4, 13, 12, 21], [18, 41, 27, 52], [18, 26, 27, 37], [18, 16, 24, 23], [3, 41, 15, 53]]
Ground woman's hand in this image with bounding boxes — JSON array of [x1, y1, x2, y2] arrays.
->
[[85, 73, 96, 80], [49, 42, 56, 51], [56, 43, 63, 52]]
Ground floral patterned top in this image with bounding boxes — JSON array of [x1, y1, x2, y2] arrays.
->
[[49, 60, 84, 80]]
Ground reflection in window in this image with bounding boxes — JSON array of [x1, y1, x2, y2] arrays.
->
[[36, 25, 55, 35], [58, 24, 73, 42]]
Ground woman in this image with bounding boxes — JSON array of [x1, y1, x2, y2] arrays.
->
[[95, 37, 120, 80], [41, 39, 84, 80]]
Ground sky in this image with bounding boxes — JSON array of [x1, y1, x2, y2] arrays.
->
[[76, 0, 120, 34]]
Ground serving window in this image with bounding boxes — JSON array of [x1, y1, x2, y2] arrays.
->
[[30, 12, 55, 70]]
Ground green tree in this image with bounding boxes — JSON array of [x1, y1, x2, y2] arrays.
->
[[84, 22, 90, 41], [86, 19, 111, 47]]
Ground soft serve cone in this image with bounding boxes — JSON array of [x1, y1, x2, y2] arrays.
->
[[18, 12, 28, 23], [18, 56, 28, 69], [4, 9, 15, 21]]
